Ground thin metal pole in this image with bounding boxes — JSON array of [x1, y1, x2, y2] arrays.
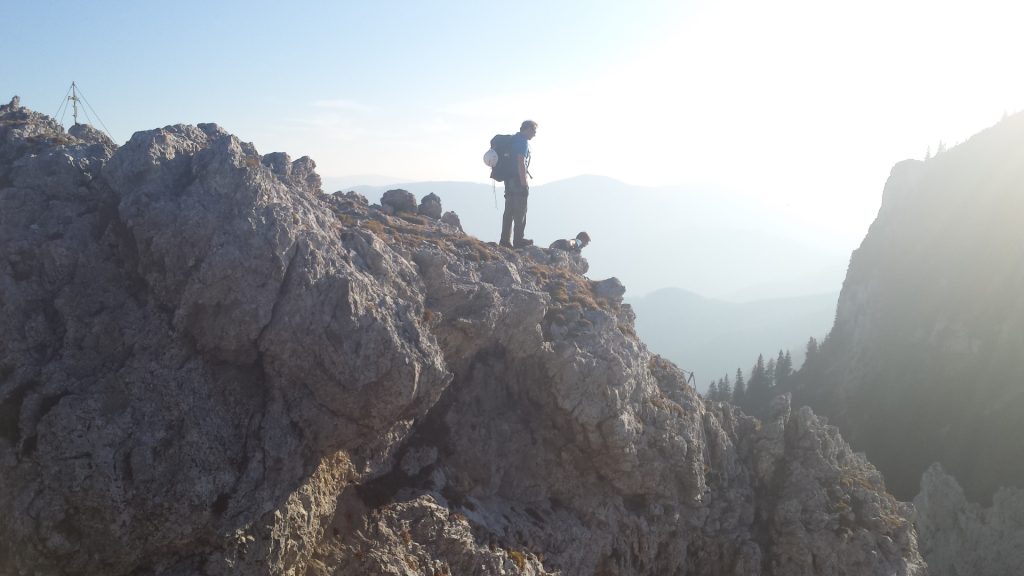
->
[[69, 81, 80, 125]]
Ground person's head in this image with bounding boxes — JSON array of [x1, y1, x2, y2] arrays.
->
[[576, 231, 591, 246], [519, 120, 538, 140]]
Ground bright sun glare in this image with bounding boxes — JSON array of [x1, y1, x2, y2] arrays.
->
[[481, 0, 1024, 245]]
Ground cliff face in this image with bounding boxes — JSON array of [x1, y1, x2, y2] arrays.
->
[[792, 112, 1024, 503], [0, 102, 923, 575]]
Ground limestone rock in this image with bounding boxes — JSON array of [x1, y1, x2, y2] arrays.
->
[[0, 102, 927, 575], [440, 210, 463, 231], [1, 107, 447, 575], [592, 276, 626, 304], [693, 396, 924, 576], [340, 190, 368, 205], [418, 192, 443, 219], [381, 188, 416, 213], [323, 495, 554, 575], [913, 463, 1024, 576]]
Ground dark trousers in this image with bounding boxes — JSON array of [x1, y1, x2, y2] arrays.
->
[[500, 181, 528, 244]]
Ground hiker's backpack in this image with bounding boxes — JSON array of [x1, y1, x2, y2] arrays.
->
[[486, 134, 518, 182]]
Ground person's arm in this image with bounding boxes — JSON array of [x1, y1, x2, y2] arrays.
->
[[517, 154, 528, 188]]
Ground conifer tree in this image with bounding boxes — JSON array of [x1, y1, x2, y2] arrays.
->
[[806, 337, 819, 359], [776, 350, 793, 386], [733, 368, 746, 403], [747, 354, 769, 407], [707, 381, 719, 402], [719, 374, 732, 403], [749, 354, 766, 389]]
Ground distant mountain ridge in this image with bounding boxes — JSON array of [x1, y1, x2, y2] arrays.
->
[[323, 174, 411, 188], [628, 287, 838, 390], [338, 175, 849, 301]]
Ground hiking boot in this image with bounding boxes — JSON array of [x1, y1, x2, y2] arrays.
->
[[499, 240, 513, 249], [513, 239, 534, 248]]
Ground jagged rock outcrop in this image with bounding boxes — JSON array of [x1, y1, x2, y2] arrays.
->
[[67, 123, 115, 148], [913, 464, 1024, 576], [381, 188, 417, 214], [0, 101, 924, 575], [1, 104, 449, 575], [441, 210, 463, 231]]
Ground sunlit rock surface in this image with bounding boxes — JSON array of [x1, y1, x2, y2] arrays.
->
[[0, 101, 924, 575]]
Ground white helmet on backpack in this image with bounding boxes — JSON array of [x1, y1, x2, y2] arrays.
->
[[483, 148, 499, 168]]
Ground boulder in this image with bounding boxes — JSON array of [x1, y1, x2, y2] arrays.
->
[[418, 192, 443, 219], [440, 210, 463, 231], [593, 276, 626, 304], [68, 122, 115, 147], [381, 188, 416, 213]]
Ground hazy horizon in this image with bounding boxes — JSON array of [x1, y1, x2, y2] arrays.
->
[[335, 175, 852, 301], [5, 1, 1023, 336], [5, 0, 1024, 277]]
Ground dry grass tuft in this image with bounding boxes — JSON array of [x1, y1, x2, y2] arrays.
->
[[454, 237, 493, 262], [364, 219, 387, 237], [397, 213, 427, 226], [509, 550, 527, 570]]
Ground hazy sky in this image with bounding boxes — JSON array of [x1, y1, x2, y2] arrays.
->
[[4, 0, 1023, 252]]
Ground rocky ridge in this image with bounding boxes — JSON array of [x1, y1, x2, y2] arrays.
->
[[0, 101, 924, 575], [913, 464, 1024, 576]]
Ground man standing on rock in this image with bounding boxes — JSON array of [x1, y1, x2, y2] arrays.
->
[[499, 120, 537, 249]]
